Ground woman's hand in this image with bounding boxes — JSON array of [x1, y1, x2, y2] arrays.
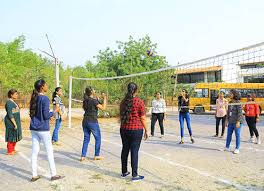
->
[[256, 117, 260, 123], [50, 116, 55, 122], [55, 105, 60, 113], [144, 131, 148, 140], [236, 121, 240, 128], [14, 124, 17, 129]]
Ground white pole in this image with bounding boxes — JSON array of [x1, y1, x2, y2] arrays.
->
[[68, 75, 72, 128], [55, 58, 60, 87]]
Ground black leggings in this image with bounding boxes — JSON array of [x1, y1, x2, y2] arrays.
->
[[120, 129, 143, 177], [215, 115, 226, 136], [151, 113, 164, 136], [245, 116, 259, 138]]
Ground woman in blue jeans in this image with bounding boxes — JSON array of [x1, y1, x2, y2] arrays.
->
[[224, 89, 243, 154], [80, 87, 107, 162], [52, 87, 65, 146], [178, 89, 194, 144]]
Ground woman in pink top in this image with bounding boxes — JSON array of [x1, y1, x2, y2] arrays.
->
[[214, 91, 228, 138]]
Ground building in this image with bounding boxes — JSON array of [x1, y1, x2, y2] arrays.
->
[[172, 42, 264, 84]]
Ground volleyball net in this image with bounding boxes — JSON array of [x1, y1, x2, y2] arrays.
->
[[68, 42, 264, 127]]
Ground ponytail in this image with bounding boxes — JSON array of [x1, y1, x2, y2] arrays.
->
[[120, 82, 138, 125], [83, 86, 93, 111], [29, 79, 46, 118], [29, 90, 39, 118], [52, 87, 62, 102]]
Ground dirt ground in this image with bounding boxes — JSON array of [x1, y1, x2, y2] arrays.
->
[[0, 113, 264, 191]]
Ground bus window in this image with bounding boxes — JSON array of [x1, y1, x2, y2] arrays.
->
[[256, 89, 264, 98], [194, 89, 209, 98], [210, 90, 218, 105], [220, 89, 229, 98]]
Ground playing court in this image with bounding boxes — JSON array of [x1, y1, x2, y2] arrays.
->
[[0, 113, 263, 191]]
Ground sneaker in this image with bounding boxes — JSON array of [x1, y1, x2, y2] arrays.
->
[[121, 172, 130, 178], [160, 135, 164, 138], [257, 137, 261, 145], [223, 147, 231, 152], [191, 138, 195, 144], [233, 149, 240, 154], [131, 175, 144, 182], [220, 135, 224, 138], [31, 175, 41, 182], [94, 156, 104, 160], [213, 135, 218, 137], [249, 137, 254, 143], [54, 142, 62, 146], [51, 175, 65, 181], [179, 140, 184, 144], [80, 157, 85, 162]]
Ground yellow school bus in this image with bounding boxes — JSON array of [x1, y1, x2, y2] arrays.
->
[[190, 83, 264, 114]]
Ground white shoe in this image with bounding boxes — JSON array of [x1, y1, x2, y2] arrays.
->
[[257, 137, 261, 145], [160, 135, 164, 138], [233, 149, 240, 154], [221, 147, 230, 152], [249, 137, 254, 143]]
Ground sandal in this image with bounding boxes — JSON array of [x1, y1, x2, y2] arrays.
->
[[31, 176, 41, 182], [51, 175, 65, 181]]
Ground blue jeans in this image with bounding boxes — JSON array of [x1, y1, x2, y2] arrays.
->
[[52, 118, 62, 142], [225, 123, 242, 150], [179, 112, 192, 138], [81, 121, 101, 157]]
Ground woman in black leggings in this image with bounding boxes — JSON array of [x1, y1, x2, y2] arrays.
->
[[244, 94, 261, 144], [150, 92, 166, 138]]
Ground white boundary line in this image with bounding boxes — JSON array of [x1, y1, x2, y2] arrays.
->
[[0, 136, 50, 178], [100, 123, 264, 152], [163, 133, 264, 152], [101, 138, 251, 191]]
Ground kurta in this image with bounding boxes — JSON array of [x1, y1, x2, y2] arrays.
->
[[4, 100, 22, 142]]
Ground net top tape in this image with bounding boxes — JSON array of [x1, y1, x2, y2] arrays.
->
[[71, 41, 264, 81]]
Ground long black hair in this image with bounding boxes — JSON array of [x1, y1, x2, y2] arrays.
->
[[52, 87, 62, 102], [182, 89, 189, 97], [230, 89, 241, 101], [83, 86, 93, 111], [120, 82, 138, 125], [29, 79, 46, 118]]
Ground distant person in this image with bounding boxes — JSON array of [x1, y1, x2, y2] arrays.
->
[[213, 91, 228, 138], [223, 89, 244, 154], [244, 94, 261, 144], [29, 79, 64, 182], [178, 89, 194, 144], [151, 92, 166, 138], [120, 82, 148, 182], [4, 89, 22, 155], [52, 87, 65, 146], [80, 87, 106, 162]]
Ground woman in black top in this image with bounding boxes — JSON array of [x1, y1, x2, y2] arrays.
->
[[178, 89, 194, 144], [80, 86, 107, 162]]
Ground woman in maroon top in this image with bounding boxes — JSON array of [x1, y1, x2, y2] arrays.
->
[[120, 82, 148, 182]]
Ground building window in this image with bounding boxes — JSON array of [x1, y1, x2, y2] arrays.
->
[[240, 63, 264, 69], [177, 72, 204, 83], [244, 76, 264, 83], [208, 71, 222, 82], [193, 88, 209, 98]]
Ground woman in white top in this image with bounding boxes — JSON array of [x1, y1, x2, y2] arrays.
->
[[214, 91, 228, 138], [151, 92, 166, 138]]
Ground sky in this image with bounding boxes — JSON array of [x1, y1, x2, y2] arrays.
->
[[1, 0, 264, 68]]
